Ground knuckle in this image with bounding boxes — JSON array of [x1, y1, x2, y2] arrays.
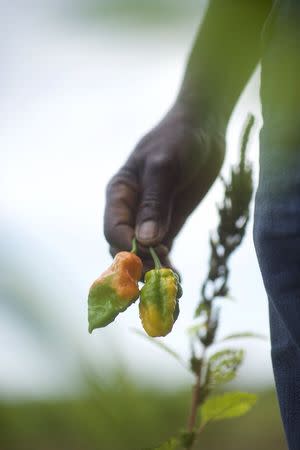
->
[[137, 197, 162, 223], [139, 198, 160, 210], [106, 166, 137, 201], [147, 152, 176, 173], [106, 174, 119, 197]]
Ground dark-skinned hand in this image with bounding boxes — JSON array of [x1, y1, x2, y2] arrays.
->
[[104, 103, 225, 276]]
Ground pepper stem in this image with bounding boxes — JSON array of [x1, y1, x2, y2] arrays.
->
[[131, 237, 138, 254], [149, 247, 162, 270]]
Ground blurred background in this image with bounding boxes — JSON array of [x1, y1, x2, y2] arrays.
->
[[1, 1, 287, 449]]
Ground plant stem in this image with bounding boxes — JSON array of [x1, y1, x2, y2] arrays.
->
[[191, 423, 207, 450], [187, 371, 202, 433], [149, 247, 162, 270], [186, 348, 206, 450], [131, 237, 138, 254]]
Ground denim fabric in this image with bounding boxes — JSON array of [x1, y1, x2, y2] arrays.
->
[[254, 1, 300, 448]]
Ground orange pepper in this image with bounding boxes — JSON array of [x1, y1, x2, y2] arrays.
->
[[88, 251, 142, 333]]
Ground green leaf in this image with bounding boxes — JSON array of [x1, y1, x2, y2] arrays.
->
[[220, 332, 268, 342], [200, 391, 257, 425], [194, 300, 210, 318], [131, 328, 187, 370], [206, 349, 244, 387]]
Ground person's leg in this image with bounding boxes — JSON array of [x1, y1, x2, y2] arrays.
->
[[254, 1, 300, 448]]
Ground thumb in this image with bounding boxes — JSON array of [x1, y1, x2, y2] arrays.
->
[[135, 156, 176, 246]]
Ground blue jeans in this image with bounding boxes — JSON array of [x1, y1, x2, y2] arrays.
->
[[254, 1, 300, 448]]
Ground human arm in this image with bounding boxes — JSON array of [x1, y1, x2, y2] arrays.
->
[[104, 0, 272, 271]]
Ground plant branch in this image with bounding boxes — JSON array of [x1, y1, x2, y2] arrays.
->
[[187, 369, 202, 433], [186, 348, 206, 450], [184, 114, 255, 450]]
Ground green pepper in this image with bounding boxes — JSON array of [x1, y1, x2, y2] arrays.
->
[[139, 248, 182, 337], [88, 251, 142, 333]]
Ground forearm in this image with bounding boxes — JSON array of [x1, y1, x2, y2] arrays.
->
[[177, 0, 272, 126]]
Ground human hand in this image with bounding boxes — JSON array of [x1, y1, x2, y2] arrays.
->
[[104, 104, 225, 274]]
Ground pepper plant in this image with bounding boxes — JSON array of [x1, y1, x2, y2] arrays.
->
[[133, 114, 266, 450], [88, 114, 265, 449]]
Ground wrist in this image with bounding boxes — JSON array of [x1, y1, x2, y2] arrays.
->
[[163, 97, 226, 174], [175, 80, 230, 134], [168, 89, 227, 149]]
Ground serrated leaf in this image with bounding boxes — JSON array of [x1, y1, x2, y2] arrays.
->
[[206, 349, 244, 386], [131, 328, 187, 370], [200, 392, 257, 425], [220, 332, 267, 342]]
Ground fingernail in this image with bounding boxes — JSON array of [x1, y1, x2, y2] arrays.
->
[[137, 220, 158, 241]]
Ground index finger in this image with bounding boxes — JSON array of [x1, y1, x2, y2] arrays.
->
[[104, 168, 139, 251]]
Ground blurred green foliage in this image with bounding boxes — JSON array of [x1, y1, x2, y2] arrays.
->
[[0, 374, 286, 450], [78, 0, 205, 25]]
